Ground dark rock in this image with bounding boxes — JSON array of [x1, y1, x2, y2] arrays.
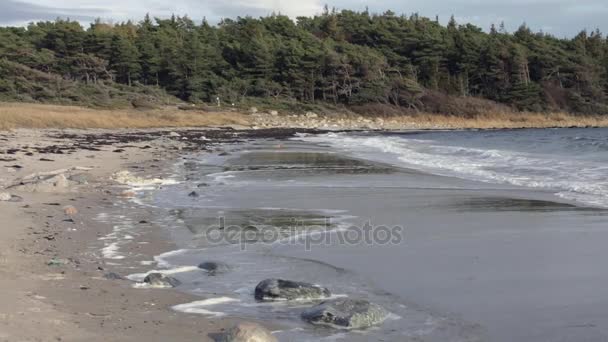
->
[[143, 273, 181, 288], [198, 261, 231, 275], [301, 298, 389, 329], [103, 272, 124, 280], [219, 322, 277, 342], [254, 278, 330, 301], [188, 191, 200, 198], [197, 183, 210, 188], [218, 151, 231, 156]]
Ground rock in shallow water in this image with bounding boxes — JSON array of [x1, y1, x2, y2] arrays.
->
[[143, 273, 181, 288], [198, 261, 231, 275], [219, 322, 277, 342], [301, 298, 389, 329], [254, 278, 330, 301]]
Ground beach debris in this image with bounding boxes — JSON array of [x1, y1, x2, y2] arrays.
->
[[63, 205, 78, 216], [305, 111, 319, 118], [197, 183, 210, 188], [9, 173, 71, 192], [269, 110, 279, 116], [119, 190, 137, 198], [218, 151, 231, 156], [249, 107, 258, 114], [47, 258, 69, 266], [168, 131, 181, 137], [219, 322, 278, 342], [198, 261, 231, 275], [301, 298, 389, 330], [188, 191, 200, 198], [143, 273, 182, 288], [254, 278, 331, 301]]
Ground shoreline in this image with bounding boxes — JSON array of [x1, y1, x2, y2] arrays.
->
[[2, 125, 608, 341], [0, 127, 291, 341]]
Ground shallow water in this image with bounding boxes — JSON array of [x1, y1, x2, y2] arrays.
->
[[130, 129, 608, 341]]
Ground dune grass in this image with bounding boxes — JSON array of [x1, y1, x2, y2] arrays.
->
[[395, 111, 608, 129], [1, 101, 608, 131], [0, 102, 251, 130]]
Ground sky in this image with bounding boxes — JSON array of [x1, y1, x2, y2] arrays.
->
[[1, 0, 607, 37]]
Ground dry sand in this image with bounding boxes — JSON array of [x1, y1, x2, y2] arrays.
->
[[0, 128, 249, 341]]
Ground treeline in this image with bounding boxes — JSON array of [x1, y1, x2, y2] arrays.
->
[[1, 9, 608, 114]]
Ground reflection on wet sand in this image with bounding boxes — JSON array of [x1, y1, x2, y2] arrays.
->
[[441, 196, 608, 213]]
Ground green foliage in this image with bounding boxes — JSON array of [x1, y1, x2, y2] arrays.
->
[[1, 12, 608, 114]]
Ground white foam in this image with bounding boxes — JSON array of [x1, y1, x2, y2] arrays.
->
[[172, 297, 239, 316], [296, 133, 608, 208], [101, 242, 125, 260], [154, 249, 191, 268], [127, 266, 200, 282]]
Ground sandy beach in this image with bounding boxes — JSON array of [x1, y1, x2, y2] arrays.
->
[[0, 128, 278, 341]]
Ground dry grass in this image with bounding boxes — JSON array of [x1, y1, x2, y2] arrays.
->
[[0, 102, 252, 130], [2, 102, 608, 131], [401, 111, 608, 129]]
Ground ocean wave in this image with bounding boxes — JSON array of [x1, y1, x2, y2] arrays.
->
[[295, 132, 608, 208]]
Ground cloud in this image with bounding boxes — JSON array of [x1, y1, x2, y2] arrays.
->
[[0, 0, 606, 36], [0, 0, 110, 25]]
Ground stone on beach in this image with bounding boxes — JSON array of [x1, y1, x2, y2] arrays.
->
[[254, 278, 330, 301], [301, 298, 389, 329], [219, 322, 277, 342], [143, 273, 181, 288], [198, 261, 230, 275], [0, 192, 12, 201], [188, 191, 200, 198], [63, 205, 78, 216], [103, 272, 124, 280]]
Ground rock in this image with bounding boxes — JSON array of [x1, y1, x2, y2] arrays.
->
[[188, 191, 200, 198], [198, 261, 231, 275], [168, 131, 181, 137], [47, 258, 69, 266], [219, 322, 277, 342], [103, 272, 124, 280], [249, 107, 258, 114], [68, 173, 90, 185], [0, 192, 11, 201], [218, 151, 231, 156], [254, 278, 331, 301], [305, 111, 319, 119], [197, 183, 210, 188], [269, 110, 279, 116], [63, 205, 78, 216], [301, 298, 388, 329], [143, 273, 181, 288], [119, 190, 136, 198]]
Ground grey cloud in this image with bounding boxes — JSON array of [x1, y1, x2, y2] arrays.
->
[[0, 0, 606, 37], [0, 0, 110, 24]]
